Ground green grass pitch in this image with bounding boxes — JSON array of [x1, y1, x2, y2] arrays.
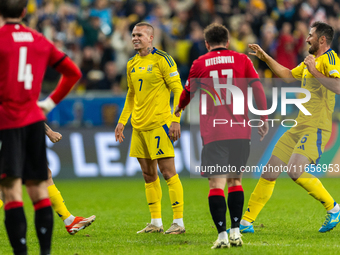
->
[[0, 177, 339, 254]]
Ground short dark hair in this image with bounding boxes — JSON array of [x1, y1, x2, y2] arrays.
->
[[311, 21, 334, 45], [204, 23, 229, 47], [0, 0, 27, 18], [135, 22, 154, 35]]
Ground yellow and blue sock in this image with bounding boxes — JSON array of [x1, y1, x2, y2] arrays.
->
[[242, 177, 276, 224], [145, 177, 162, 226], [295, 172, 336, 211], [47, 184, 72, 221], [166, 174, 184, 226]]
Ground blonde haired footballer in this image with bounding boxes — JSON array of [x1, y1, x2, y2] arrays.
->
[[232, 21, 340, 234], [115, 22, 185, 234]]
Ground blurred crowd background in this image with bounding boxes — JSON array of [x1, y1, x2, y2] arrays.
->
[[21, 0, 340, 125]]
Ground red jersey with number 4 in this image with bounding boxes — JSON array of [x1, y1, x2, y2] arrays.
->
[[183, 48, 267, 145], [0, 23, 65, 130]]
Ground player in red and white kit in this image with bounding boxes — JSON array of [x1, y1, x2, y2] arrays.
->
[[175, 23, 269, 249], [0, 1, 81, 254]]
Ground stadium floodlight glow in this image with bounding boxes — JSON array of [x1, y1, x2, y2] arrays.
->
[[201, 84, 312, 116]]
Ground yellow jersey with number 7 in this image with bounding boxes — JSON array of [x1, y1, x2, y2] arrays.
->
[[118, 48, 182, 131]]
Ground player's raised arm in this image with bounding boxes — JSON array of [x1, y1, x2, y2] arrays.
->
[[38, 56, 82, 113], [248, 44, 296, 83], [301, 23, 340, 94], [304, 55, 340, 94]]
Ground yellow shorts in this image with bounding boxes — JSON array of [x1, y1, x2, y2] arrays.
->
[[272, 126, 331, 164], [130, 123, 175, 160]]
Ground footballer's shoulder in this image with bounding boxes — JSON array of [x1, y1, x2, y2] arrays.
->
[[23, 26, 45, 39], [227, 49, 248, 59], [153, 48, 172, 57], [4, 25, 47, 44], [195, 52, 212, 63], [128, 54, 138, 64], [229, 50, 254, 65], [153, 48, 175, 67], [321, 49, 338, 66]]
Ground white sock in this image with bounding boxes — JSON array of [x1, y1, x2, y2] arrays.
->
[[173, 218, 184, 227], [230, 228, 240, 235], [63, 215, 75, 226], [151, 218, 163, 227], [218, 231, 228, 240], [240, 219, 252, 226], [328, 203, 340, 214]]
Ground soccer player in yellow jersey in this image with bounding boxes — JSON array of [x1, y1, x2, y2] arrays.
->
[[115, 22, 185, 234], [43, 124, 96, 235], [233, 21, 340, 234], [0, 124, 96, 235]]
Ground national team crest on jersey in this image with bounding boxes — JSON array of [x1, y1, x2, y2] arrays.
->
[[147, 65, 153, 73]]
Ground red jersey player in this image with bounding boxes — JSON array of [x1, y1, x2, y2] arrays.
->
[[0, 1, 81, 254], [175, 23, 268, 249]]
